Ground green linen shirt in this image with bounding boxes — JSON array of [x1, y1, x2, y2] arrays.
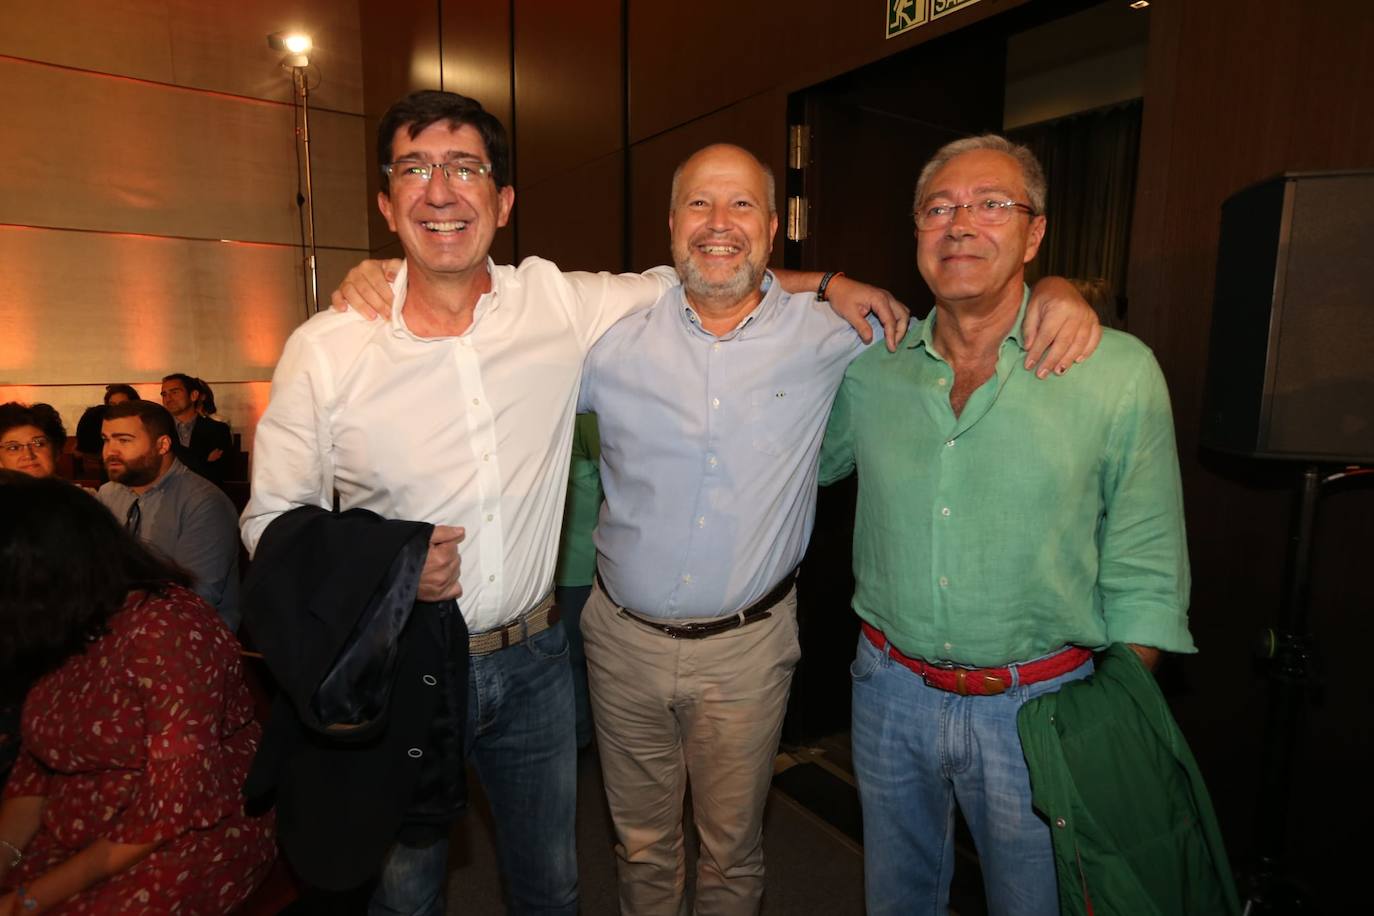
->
[[554, 412, 604, 587], [819, 289, 1195, 666]]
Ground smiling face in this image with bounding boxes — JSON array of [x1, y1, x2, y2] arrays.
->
[[377, 121, 515, 288], [669, 145, 779, 312], [0, 424, 57, 478], [915, 148, 1045, 310], [159, 379, 194, 418]]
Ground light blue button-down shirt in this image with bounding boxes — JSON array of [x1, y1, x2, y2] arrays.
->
[[579, 273, 873, 619]]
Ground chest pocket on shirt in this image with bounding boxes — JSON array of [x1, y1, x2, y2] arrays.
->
[[748, 386, 792, 456]]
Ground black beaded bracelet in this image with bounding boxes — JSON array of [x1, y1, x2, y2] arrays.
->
[[816, 270, 844, 301]]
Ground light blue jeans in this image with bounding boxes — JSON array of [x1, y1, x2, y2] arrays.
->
[[850, 633, 1092, 916], [370, 621, 579, 916]]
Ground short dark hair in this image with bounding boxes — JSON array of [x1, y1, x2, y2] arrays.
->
[[190, 377, 217, 415], [0, 401, 66, 454], [104, 399, 176, 443], [377, 90, 512, 192], [0, 471, 191, 698], [104, 384, 139, 405], [162, 372, 196, 393]]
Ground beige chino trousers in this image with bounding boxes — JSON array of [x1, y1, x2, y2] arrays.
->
[[582, 581, 802, 916]]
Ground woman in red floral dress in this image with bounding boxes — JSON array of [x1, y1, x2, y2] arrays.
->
[[0, 472, 275, 914]]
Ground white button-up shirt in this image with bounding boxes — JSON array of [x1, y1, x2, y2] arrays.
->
[[242, 256, 674, 632]]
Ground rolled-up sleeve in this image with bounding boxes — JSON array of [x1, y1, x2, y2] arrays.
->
[[1097, 354, 1195, 653]]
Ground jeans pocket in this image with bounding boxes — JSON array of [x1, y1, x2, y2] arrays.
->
[[849, 638, 882, 682], [524, 620, 571, 661]]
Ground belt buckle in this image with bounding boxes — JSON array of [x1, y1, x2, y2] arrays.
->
[[955, 669, 1008, 696]]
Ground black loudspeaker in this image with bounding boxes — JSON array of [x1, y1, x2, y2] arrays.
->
[[1201, 170, 1374, 463]]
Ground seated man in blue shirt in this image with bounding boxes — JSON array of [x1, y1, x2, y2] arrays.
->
[[97, 399, 241, 630], [576, 143, 1102, 915]]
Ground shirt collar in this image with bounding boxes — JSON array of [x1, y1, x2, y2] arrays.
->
[[910, 283, 1032, 357], [678, 270, 779, 340], [141, 457, 186, 497], [389, 257, 500, 340]]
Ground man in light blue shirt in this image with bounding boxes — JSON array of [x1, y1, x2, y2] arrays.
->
[[576, 143, 1099, 915]]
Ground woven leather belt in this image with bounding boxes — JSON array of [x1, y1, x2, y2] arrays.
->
[[862, 622, 1092, 696], [598, 570, 796, 640], [469, 592, 560, 656]]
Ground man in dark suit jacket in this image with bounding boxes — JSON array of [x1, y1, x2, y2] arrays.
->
[[161, 372, 237, 485]]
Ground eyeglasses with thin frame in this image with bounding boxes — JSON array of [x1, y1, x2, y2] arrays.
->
[[0, 436, 50, 456], [915, 198, 1037, 231], [382, 157, 494, 186]]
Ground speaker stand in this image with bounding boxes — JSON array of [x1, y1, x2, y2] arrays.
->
[[1239, 464, 1333, 914]]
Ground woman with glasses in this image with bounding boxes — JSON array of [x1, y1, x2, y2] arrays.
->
[[0, 472, 275, 914], [0, 403, 67, 479]]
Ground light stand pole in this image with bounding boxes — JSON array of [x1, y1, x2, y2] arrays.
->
[[291, 63, 319, 316], [269, 31, 318, 319]]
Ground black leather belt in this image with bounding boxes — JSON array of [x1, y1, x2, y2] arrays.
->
[[597, 569, 797, 640]]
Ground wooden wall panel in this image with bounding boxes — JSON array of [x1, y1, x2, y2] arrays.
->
[[361, 0, 442, 255], [0, 0, 175, 84], [516, 153, 624, 273], [439, 0, 512, 132], [0, 58, 367, 248], [627, 0, 1027, 144], [0, 0, 364, 113], [513, 0, 622, 192], [0, 226, 363, 383], [627, 91, 788, 273], [441, 0, 515, 265], [0, 227, 362, 441]]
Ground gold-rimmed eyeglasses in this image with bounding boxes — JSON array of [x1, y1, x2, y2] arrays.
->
[[915, 198, 1036, 231]]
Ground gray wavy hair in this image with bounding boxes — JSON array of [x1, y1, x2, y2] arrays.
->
[[913, 134, 1047, 219]]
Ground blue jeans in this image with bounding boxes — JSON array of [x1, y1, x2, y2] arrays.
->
[[553, 584, 594, 749], [370, 621, 579, 916], [850, 633, 1092, 916]]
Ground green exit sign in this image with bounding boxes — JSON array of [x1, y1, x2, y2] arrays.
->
[[932, 0, 986, 20], [886, 0, 987, 39]]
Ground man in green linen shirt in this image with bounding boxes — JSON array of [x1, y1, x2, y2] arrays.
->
[[819, 134, 1195, 916], [554, 412, 602, 750]]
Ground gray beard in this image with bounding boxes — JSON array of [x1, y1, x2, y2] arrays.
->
[[676, 256, 762, 306]]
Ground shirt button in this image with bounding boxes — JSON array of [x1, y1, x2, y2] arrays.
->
[[941, 507, 951, 517], [712, 342, 721, 352], [682, 574, 692, 583], [946, 440, 955, 448], [482, 453, 490, 461], [1055, 817, 1067, 829], [944, 642, 953, 652], [938, 576, 950, 588], [937, 377, 947, 387], [708, 455, 718, 467], [711, 397, 720, 409], [422, 674, 438, 686], [472, 398, 480, 406], [407, 748, 423, 758], [488, 574, 496, 582], [486, 513, 494, 522], [697, 516, 705, 527]]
